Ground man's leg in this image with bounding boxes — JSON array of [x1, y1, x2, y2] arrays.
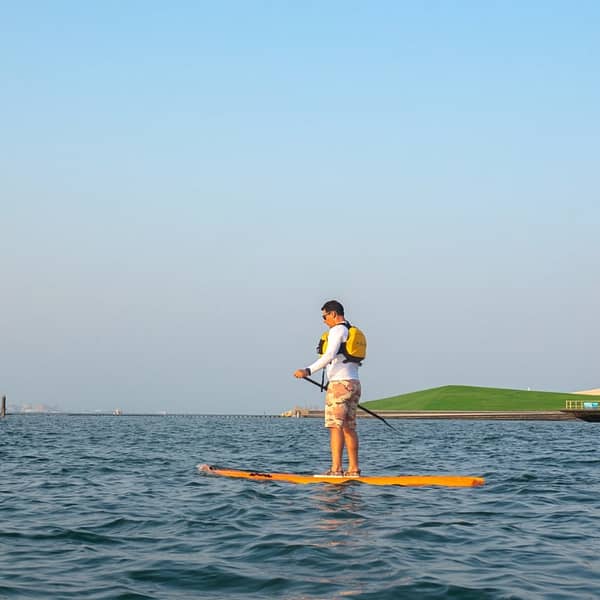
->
[[343, 428, 359, 473], [325, 382, 348, 473], [342, 380, 361, 474], [329, 427, 344, 472]]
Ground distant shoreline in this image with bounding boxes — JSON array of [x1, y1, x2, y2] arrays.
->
[[3, 412, 279, 418], [2, 411, 582, 421], [301, 410, 575, 421]]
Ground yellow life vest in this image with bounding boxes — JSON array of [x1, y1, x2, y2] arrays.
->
[[316, 322, 367, 365]]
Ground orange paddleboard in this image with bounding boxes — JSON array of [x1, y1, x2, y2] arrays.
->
[[197, 464, 484, 487]]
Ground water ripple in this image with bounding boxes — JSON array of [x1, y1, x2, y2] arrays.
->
[[1, 416, 600, 599]]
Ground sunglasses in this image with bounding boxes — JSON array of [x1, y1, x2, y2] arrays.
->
[[322, 312, 333, 320]]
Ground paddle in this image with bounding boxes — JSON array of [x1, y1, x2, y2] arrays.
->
[[302, 376, 398, 431]]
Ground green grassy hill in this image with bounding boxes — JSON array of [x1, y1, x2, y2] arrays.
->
[[362, 385, 582, 411]]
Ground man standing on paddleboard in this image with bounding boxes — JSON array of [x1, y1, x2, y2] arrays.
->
[[293, 300, 362, 477]]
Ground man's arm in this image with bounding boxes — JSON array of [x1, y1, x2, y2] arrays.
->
[[293, 324, 345, 378]]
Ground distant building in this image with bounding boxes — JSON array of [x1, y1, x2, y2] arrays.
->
[[281, 406, 311, 417], [19, 403, 59, 413]]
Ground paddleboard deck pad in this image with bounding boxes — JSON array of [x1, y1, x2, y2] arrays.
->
[[197, 464, 484, 487]]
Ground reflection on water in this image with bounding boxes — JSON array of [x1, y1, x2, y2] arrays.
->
[[311, 484, 367, 537]]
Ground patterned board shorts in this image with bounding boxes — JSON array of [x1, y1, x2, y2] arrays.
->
[[324, 380, 361, 430]]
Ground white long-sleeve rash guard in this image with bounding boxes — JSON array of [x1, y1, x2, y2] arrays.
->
[[306, 323, 360, 382]]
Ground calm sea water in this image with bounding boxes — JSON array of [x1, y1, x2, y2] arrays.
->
[[1, 415, 599, 599]]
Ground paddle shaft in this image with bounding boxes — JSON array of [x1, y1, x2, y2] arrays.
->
[[303, 376, 397, 431]]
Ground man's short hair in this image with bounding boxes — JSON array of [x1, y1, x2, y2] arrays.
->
[[321, 300, 344, 316]]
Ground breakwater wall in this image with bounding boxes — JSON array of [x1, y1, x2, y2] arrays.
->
[[297, 410, 575, 421]]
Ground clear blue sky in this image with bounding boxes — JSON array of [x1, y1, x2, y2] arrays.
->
[[2, 1, 598, 413]]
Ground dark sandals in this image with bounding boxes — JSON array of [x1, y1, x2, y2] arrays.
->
[[322, 469, 362, 477], [343, 470, 362, 477]]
